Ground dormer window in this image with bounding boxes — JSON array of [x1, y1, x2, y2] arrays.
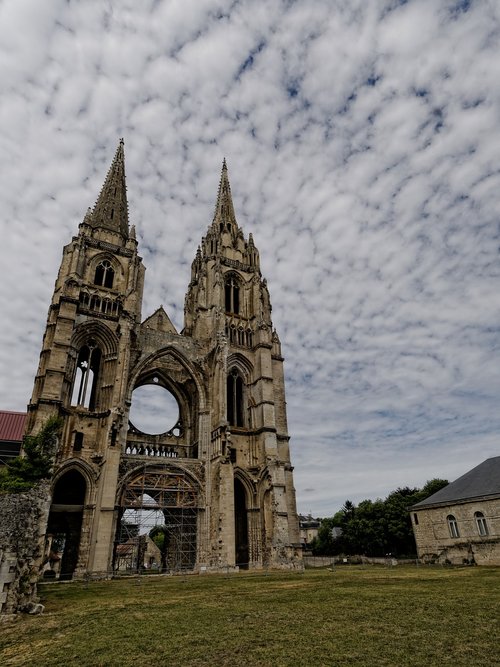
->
[[94, 260, 114, 288]]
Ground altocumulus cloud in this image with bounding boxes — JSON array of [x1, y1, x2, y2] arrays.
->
[[0, 0, 499, 514]]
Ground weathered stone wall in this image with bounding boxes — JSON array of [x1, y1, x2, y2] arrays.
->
[[0, 482, 51, 615], [412, 497, 500, 565], [24, 152, 302, 577]]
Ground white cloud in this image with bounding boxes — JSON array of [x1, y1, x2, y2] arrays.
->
[[0, 0, 499, 516]]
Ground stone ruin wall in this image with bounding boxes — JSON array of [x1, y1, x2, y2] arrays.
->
[[0, 481, 51, 616]]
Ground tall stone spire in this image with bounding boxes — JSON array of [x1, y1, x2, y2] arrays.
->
[[212, 158, 237, 232], [91, 138, 129, 238]]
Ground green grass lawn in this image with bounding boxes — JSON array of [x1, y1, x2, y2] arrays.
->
[[1, 566, 499, 667]]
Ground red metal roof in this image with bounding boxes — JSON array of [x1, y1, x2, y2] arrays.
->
[[0, 410, 27, 442]]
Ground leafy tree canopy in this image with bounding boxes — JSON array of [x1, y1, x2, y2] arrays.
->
[[310, 478, 448, 558], [0, 416, 62, 493]]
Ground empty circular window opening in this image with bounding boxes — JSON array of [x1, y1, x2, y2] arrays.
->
[[129, 384, 179, 435]]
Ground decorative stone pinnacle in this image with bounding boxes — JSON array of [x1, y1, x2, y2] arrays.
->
[[92, 139, 130, 238], [212, 158, 237, 229]]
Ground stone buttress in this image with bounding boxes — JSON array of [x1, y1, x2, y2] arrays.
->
[[26, 143, 301, 578]]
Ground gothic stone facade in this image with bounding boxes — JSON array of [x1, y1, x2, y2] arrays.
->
[[26, 141, 301, 577]]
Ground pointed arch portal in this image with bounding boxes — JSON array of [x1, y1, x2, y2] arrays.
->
[[115, 467, 199, 573], [234, 478, 249, 568], [46, 470, 87, 580]]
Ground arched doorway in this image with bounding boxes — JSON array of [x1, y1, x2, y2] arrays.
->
[[46, 470, 86, 580], [115, 466, 199, 573], [234, 478, 249, 568]]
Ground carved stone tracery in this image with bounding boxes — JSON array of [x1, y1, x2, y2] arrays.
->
[[22, 148, 301, 585]]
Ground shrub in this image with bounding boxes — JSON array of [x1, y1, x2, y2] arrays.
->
[[0, 416, 62, 493]]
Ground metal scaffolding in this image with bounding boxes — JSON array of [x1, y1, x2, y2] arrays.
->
[[114, 465, 198, 573]]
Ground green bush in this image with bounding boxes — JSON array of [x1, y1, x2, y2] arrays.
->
[[0, 416, 62, 493]]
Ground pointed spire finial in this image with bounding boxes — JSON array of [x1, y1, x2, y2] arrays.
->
[[213, 158, 237, 230], [91, 139, 129, 238]]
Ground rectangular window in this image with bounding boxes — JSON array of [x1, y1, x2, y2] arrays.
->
[[447, 515, 459, 538], [73, 431, 84, 451], [475, 513, 489, 536]]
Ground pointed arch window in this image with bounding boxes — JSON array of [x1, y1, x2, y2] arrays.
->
[[227, 368, 244, 427], [474, 511, 488, 537], [71, 339, 102, 410], [225, 275, 240, 314], [94, 260, 115, 289]]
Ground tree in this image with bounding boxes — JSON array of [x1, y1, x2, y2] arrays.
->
[[417, 478, 448, 500], [0, 416, 62, 493], [383, 487, 421, 555], [312, 479, 449, 558], [149, 525, 170, 571], [310, 517, 337, 555], [342, 500, 356, 520]]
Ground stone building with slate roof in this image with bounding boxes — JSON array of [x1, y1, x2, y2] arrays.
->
[[410, 457, 500, 565]]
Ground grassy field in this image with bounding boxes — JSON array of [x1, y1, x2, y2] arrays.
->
[[1, 565, 499, 667]]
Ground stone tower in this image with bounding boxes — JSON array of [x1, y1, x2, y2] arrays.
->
[[27, 142, 301, 578]]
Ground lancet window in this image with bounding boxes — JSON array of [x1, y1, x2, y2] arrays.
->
[[225, 323, 253, 348], [225, 274, 240, 314], [227, 368, 244, 427], [79, 290, 119, 317], [71, 339, 102, 410], [94, 260, 115, 288]]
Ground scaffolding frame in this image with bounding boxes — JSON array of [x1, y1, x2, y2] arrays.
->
[[114, 465, 199, 573]]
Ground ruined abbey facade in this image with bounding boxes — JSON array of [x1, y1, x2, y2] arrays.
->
[[26, 141, 301, 577]]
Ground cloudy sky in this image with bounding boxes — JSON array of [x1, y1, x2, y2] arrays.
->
[[0, 0, 499, 516]]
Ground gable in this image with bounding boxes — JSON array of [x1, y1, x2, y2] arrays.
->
[[142, 307, 177, 334]]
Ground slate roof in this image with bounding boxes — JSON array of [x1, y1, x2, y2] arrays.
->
[[0, 410, 27, 442], [412, 456, 500, 509]]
